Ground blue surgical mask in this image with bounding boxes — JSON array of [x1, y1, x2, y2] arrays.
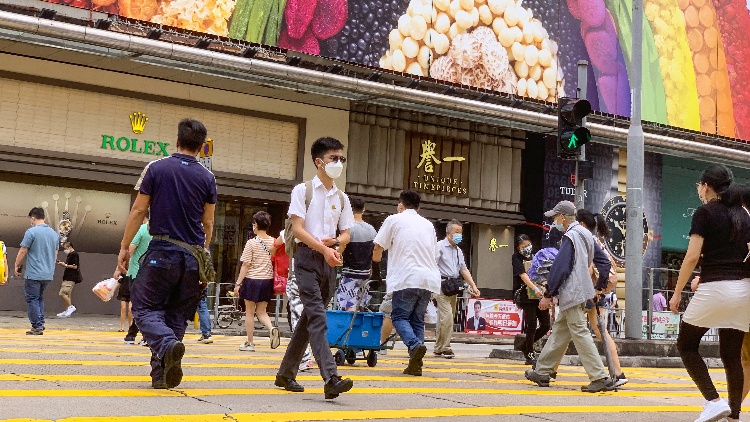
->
[[452, 234, 463, 244], [554, 222, 565, 232]]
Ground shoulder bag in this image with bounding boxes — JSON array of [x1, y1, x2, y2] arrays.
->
[[257, 238, 286, 295], [440, 247, 464, 296], [152, 235, 215, 289]]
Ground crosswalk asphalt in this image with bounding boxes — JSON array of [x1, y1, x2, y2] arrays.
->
[[0, 327, 738, 421]]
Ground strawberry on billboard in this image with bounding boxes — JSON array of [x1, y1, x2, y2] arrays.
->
[[465, 298, 524, 336], [35, 0, 750, 140]]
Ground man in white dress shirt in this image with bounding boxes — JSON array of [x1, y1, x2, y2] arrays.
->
[[373, 190, 441, 376], [275, 137, 355, 400]]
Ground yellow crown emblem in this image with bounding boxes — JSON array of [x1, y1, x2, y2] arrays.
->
[[129, 112, 148, 134]]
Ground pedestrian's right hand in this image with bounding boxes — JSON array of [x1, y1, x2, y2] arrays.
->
[[116, 248, 130, 278], [669, 294, 681, 314], [322, 246, 342, 267]]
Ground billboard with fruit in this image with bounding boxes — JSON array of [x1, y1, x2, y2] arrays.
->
[[41, 0, 747, 140]]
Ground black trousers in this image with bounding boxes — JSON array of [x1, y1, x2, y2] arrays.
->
[[677, 321, 745, 419], [277, 245, 338, 382], [522, 302, 550, 355]]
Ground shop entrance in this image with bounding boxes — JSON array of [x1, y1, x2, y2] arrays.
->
[[209, 198, 287, 313]]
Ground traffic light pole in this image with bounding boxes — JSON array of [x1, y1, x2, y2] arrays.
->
[[575, 61, 588, 209], [625, 0, 645, 339]]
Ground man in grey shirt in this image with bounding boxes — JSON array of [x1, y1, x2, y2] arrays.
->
[[14, 207, 59, 335], [434, 220, 480, 358], [336, 196, 377, 311]]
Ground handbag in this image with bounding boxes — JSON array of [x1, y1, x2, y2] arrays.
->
[[441, 276, 464, 296], [257, 238, 286, 295]]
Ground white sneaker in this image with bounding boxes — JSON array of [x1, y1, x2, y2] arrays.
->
[[64, 305, 76, 316], [298, 360, 314, 372], [695, 399, 731, 422], [56, 311, 68, 318], [239, 342, 255, 352]]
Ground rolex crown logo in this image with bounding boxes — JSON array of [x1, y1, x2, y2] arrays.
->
[[129, 112, 149, 134]]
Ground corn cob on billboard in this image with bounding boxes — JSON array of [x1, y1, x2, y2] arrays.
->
[[37, 0, 746, 139]]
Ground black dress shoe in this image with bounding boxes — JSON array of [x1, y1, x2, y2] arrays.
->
[[275, 375, 304, 392], [324, 375, 353, 399]]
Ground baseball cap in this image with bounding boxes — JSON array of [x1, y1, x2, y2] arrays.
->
[[544, 200, 577, 218]]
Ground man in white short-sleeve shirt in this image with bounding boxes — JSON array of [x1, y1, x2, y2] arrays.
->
[[373, 190, 440, 377], [275, 137, 355, 400]]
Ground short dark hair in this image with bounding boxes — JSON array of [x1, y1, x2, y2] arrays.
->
[[311, 137, 345, 164], [29, 207, 45, 220], [177, 119, 208, 152], [253, 211, 272, 230], [399, 190, 421, 209], [446, 219, 462, 233], [350, 196, 365, 213], [63, 241, 73, 249], [474, 301, 481, 308]]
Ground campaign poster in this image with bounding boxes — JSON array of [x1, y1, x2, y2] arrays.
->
[[641, 311, 680, 340], [465, 298, 523, 336]]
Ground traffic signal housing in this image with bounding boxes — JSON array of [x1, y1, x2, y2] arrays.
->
[[557, 97, 592, 159]]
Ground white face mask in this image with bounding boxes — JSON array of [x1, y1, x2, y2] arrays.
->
[[64, 249, 70, 255], [324, 161, 344, 179]]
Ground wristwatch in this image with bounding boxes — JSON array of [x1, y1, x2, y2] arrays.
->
[[543, 292, 553, 299], [332, 239, 340, 248]]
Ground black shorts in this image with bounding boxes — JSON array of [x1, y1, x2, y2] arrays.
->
[[117, 276, 131, 301], [239, 278, 274, 303]]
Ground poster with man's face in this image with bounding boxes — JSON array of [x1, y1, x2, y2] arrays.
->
[[465, 298, 524, 336]]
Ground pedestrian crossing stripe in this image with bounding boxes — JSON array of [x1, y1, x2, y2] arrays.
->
[[0, 374, 449, 383], [2, 405, 748, 422], [0, 373, 725, 389], [0, 387, 716, 397]]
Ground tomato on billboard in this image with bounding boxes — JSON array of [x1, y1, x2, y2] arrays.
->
[[465, 298, 524, 336], [33, 0, 750, 140]]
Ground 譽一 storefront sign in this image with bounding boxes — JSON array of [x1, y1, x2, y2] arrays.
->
[[404, 132, 469, 196]]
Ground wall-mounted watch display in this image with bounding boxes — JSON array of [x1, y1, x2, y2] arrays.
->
[[601, 195, 649, 265]]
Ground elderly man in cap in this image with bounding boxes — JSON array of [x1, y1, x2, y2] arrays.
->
[[525, 200, 615, 393]]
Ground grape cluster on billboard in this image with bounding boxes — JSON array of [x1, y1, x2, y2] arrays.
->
[[38, 0, 749, 140]]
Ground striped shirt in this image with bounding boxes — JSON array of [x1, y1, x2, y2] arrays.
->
[[240, 236, 275, 279]]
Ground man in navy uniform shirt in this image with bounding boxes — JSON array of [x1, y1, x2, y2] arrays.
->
[[116, 119, 216, 389]]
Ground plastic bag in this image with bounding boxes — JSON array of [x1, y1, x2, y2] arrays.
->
[[92, 278, 119, 302], [425, 300, 438, 324]]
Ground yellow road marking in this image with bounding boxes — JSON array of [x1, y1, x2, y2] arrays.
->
[[0, 374, 449, 383], [4, 405, 748, 422], [0, 387, 708, 397]]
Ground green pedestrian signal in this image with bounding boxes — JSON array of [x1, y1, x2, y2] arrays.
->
[[557, 98, 592, 159]]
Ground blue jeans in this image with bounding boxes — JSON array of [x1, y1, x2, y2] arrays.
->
[[197, 296, 211, 337], [24, 279, 51, 329], [391, 288, 431, 354]]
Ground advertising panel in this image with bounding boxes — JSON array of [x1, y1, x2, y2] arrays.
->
[[0, 181, 131, 254], [465, 298, 524, 336], [32, 0, 750, 139]]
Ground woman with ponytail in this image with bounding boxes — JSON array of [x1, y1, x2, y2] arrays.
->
[[670, 164, 750, 422]]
